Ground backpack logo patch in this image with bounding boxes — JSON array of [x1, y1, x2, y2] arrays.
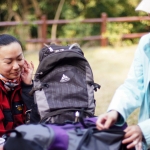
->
[[60, 74, 70, 82]]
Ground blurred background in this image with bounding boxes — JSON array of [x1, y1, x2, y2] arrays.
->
[[0, 0, 148, 124]]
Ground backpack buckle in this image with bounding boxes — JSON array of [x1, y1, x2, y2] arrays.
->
[[25, 109, 31, 124]]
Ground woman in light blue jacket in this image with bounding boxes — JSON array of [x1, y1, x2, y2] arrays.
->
[[96, 0, 150, 149]]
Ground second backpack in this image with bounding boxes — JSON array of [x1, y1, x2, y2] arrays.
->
[[31, 43, 100, 123]]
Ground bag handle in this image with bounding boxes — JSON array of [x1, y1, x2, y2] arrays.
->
[[69, 43, 80, 50]]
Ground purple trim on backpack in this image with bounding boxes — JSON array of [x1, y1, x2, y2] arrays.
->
[[85, 117, 97, 122], [48, 125, 69, 150]]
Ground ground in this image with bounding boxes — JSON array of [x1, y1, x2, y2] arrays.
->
[[24, 44, 139, 125]]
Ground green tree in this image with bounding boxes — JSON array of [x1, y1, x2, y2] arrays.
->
[[0, 0, 146, 47]]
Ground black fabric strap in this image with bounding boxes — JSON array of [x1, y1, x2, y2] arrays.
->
[[76, 128, 94, 150], [40, 108, 94, 123]]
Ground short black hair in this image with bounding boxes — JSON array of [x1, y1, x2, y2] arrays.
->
[[0, 34, 22, 48]]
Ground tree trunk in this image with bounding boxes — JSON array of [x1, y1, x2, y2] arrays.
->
[[21, 0, 29, 20], [30, 0, 43, 39], [30, 0, 42, 18], [6, 0, 21, 21], [51, 0, 65, 41]]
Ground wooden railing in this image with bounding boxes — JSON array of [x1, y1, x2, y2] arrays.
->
[[0, 13, 150, 47]]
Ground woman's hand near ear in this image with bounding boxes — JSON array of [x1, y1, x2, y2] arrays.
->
[[21, 60, 34, 85]]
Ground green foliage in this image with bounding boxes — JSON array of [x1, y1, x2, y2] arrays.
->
[[106, 22, 133, 47], [140, 20, 150, 31], [60, 18, 93, 37], [1, 25, 28, 50], [0, 0, 148, 47], [59, 22, 93, 45]]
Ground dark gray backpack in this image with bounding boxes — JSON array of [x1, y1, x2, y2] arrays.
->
[[4, 118, 128, 150], [31, 43, 100, 123]]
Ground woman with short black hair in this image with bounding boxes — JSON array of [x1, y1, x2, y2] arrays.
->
[[0, 34, 34, 136]]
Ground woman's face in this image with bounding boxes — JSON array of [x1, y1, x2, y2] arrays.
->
[[0, 42, 24, 79]]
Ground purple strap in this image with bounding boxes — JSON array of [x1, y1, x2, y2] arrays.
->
[[48, 125, 69, 150]]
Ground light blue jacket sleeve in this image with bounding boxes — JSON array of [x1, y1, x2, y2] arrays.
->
[[108, 36, 144, 123], [107, 35, 150, 148]]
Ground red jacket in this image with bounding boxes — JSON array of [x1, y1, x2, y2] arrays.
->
[[0, 81, 26, 136]]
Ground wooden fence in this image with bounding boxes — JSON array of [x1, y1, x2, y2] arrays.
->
[[0, 13, 150, 47]]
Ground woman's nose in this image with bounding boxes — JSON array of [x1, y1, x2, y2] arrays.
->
[[12, 61, 20, 70]]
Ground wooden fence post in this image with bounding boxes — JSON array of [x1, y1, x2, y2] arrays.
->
[[41, 15, 47, 47], [101, 13, 107, 47]]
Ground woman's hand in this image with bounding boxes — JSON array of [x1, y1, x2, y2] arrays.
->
[[21, 60, 34, 85], [96, 110, 119, 130], [122, 125, 143, 150]]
